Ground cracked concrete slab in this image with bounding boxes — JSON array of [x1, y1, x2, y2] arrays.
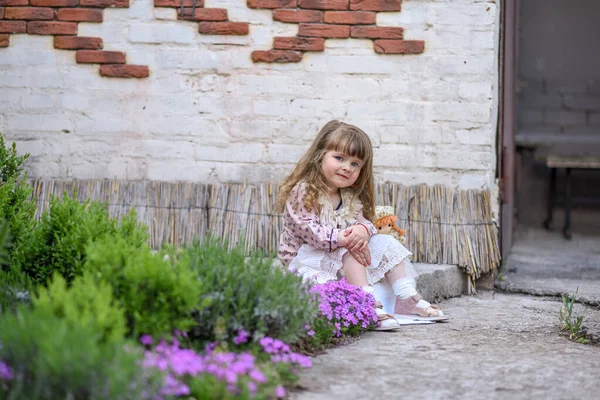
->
[[292, 292, 600, 400]]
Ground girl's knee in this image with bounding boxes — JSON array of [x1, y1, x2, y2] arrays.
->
[[370, 233, 397, 247]]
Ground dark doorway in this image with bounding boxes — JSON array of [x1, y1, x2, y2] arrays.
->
[[515, 0, 600, 237], [497, 0, 600, 298]]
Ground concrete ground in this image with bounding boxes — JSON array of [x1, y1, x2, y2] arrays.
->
[[292, 292, 600, 400], [496, 227, 600, 306], [292, 226, 600, 399]]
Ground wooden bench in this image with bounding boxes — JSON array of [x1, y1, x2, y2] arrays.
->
[[537, 145, 600, 239]]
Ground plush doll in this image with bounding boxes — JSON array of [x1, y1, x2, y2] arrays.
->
[[374, 205, 406, 244]]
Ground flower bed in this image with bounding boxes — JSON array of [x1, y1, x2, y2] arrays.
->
[[0, 136, 378, 398]]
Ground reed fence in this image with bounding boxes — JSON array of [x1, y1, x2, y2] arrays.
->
[[29, 179, 500, 285]]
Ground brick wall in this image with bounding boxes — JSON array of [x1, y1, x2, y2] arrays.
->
[[0, 0, 150, 77], [0, 0, 500, 194]]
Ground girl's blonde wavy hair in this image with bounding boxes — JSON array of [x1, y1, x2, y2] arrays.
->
[[275, 120, 375, 221]]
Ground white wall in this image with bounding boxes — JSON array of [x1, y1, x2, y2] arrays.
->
[[0, 0, 500, 190]]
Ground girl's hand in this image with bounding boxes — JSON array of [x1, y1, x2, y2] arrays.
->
[[350, 246, 371, 267], [343, 225, 370, 253]]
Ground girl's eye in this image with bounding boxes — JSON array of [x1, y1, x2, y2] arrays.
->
[[351, 162, 360, 168], [334, 156, 343, 161]]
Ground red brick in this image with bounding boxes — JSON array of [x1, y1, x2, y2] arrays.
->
[[154, 0, 202, 6], [199, 22, 248, 35], [0, 7, 3, 19], [349, 0, 400, 11], [299, 0, 348, 10], [0, 21, 27, 33], [79, 0, 129, 7], [298, 23, 349, 38], [247, 0, 296, 9], [273, 36, 324, 51], [0, 34, 9, 48], [76, 50, 125, 64], [100, 64, 149, 78], [28, 21, 77, 35], [373, 39, 424, 54], [30, 0, 79, 6], [324, 11, 375, 24], [351, 25, 403, 39], [57, 9, 104, 22], [178, 8, 227, 22], [0, 0, 28, 5], [273, 9, 322, 23], [5, 7, 54, 20], [54, 36, 103, 49], [251, 50, 302, 63]]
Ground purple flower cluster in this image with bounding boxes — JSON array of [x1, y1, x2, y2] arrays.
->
[[233, 330, 249, 345], [142, 337, 260, 397], [309, 279, 378, 337], [0, 361, 13, 381], [141, 334, 311, 398], [259, 337, 312, 369]]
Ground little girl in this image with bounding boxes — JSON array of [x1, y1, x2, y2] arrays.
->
[[275, 120, 447, 327]]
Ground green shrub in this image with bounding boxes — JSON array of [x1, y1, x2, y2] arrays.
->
[[84, 235, 206, 339], [0, 307, 163, 400], [0, 221, 36, 315], [0, 135, 36, 252], [32, 272, 127, 344], [13, 193, 148, 286], [0, 265, 36, 316], [184, 238, 318, 345]]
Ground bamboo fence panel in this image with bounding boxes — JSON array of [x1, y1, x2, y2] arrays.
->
[[28, 179, 500, 281]]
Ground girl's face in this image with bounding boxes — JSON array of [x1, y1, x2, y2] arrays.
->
[[321, 150, 362, 192]]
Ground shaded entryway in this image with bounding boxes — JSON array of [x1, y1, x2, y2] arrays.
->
[[499, 0, 600, 296]]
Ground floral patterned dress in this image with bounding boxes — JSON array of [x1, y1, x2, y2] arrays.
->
[[278, 182, 415, 285]]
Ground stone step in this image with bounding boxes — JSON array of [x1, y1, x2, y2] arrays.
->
[[271, 258, 467, 306], [414, 263, 468, 303]]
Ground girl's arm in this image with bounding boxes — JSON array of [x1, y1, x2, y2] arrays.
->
[[285, 183, 344, 251], [354, 202, 377, 237]]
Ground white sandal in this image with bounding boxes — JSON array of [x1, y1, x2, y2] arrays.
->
[[393, 294, 450, 322], [374, 302, 401, 331]]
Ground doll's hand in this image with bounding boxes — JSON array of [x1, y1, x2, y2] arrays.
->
[[343, 225, 370, 253]]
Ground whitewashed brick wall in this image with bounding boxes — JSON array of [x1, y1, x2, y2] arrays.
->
[[0, 0, 500, 192]]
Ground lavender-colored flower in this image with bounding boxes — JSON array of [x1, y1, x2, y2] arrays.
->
[[0, 361, 13, 381], [204, 341, 218, 353], [309, 279, 377, 337], [248, 369, 267, 383], [275, 385, 286, 398], [139, 334, 153, 346], [233, 330, 249, 345]]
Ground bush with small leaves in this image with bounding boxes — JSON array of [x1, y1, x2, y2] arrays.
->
[[33, 272, 127, 344], [0, 307, 164, 399], [0, 135, 36, 254], [0, 221, 36, 315], [13, 193, 148, 286], [84, 235, 207, 339], [183, 238, 318, 346]]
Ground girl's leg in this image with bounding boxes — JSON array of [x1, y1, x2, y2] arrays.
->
[[344, 252, 401, 330], [384, 258, 446, 318], [342, 251, 369, 287], [384, 258, 418, 298]]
